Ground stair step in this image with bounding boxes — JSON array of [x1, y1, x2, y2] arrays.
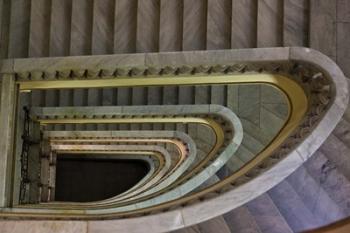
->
[[257, 0, 283, 47], [132, 85, 147, 102], [197, 175, 220, 190], [136, 0, 160, 52], [224, 206, 262, 233], [183, 0, 206, 51], [197, 216, 231, 233], [28, 0, 50, 58], [286, 166, 345, 223], [114, 0, 137, 53], [163, 86, 178, 105], [231, 0, 257, 48], [211, 85, 226, 105], [178, 86, 194, 104], [70, 0, 93, 55], [195, 86, 210, 104], [0, 0, 10, 59], [7, 0, 30, 58], [225, 153, 245, 173], [159, 0, 182, 52], [259, 106, 285, 140], [235, 144, 255, 163], [241, 132, 265, 155], [240, 119, 272, 147], [246, 193, 293, 233], [92, 0, 114, 54], [283, 0, 309, 46], [238, 85, 260, 126], [336, 22, 350, 78], [344, 90, 350, 123], [207, 0, 231, 50], [268, 180, 321, 232], [305, 150, 350, 216], [148, 87, 163, 105], [320, 134, 350, 180], [332, 118, 350, 146], [261, 103, 288, 119], [309, 0, 336, 59], [49, 0, 71, 56]]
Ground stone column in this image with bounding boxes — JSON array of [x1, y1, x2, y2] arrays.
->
[[0, 73, 17, 207]]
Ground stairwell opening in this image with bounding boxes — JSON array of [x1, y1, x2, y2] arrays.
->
[[54, 155, 149, 202]]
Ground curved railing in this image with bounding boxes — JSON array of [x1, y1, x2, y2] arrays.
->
[[39, 130, 196, 207], [17, 105, 241, 213], [0, 48, 348, 233]]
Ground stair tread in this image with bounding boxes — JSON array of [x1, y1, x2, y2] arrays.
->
[[337, 23, 350, 78], [257, 0, 283, 47], [235, 144, 255, 163], [309, 0, 337, 59], [211, 85, 226, 105], [305, 150, 350, 216], [159, 0, 182, 52], [183, 0, 206, 51], [194, 86, 210, 104], [286, 165, 346, 223], [28, 0, 50, 58], [333, 118, 350, 146], [246, 193, 293, 233], [92, 0, 114, 55], [268, 180, 321, 232], [136, 0, 160, 52], [207, 0, 231, 50], [224, 206, 262, 233], [231, 0, 257, 48], [70, 0, 93, 55], [197, 216, 231, 233], [49, 0, 71, 57], [283, 0, 309, 47], [320, 133, 350, 181], [114, 0, 137, 53], [7, 0, 31, 58]]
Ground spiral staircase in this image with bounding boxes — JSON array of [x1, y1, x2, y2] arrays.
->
[[0, 1, 350, 233]]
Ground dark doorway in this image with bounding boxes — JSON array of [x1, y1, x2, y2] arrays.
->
[[55, 155, 149, 202]]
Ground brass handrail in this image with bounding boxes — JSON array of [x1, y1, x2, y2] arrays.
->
[[0, 72, 308, 218]]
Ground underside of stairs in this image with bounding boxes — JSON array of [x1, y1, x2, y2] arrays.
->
[[0, 0, 350, 233]]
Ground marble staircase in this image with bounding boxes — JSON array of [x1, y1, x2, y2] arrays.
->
[[0, 0, 350, 232], [175, 136, 350, 232]]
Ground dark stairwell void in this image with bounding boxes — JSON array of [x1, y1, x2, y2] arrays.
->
[[54, 155, 150, 202]]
